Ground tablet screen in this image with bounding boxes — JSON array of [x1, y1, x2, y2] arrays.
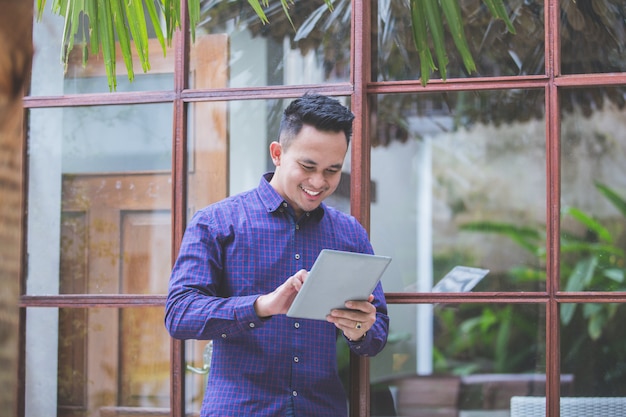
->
[[286, 249, 392, 320]]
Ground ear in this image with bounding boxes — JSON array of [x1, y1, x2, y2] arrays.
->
[[269, 141, 282, 166]]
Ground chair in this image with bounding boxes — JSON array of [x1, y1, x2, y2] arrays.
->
[[510, 396, 626, 417]]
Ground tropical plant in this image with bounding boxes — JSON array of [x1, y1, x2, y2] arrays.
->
[[460, 181, 626, 326], [36, 0, 516, 91], [433, 303, 540, 375], [454, 182, 626, 393]]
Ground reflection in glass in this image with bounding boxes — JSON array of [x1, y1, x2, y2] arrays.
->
[[374, 0, 544, 81], [185, 97, 354, 414], [370, 91, 547, 294], [561, 0, 626, 74], [187, 98, 352, 212], [561, 303, 626, 396], [194, 0, 351, 87], [185, 340, 212, 414], [26, 307, 170, 417], [561, 87, 626, 292], [31, 6, 174, 95], [26, 106, 172, 295], [370, 303, 546, 416]]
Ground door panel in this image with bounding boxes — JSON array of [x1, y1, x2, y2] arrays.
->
[[57, 33, 228, 417], [59, 173, 171, 417]]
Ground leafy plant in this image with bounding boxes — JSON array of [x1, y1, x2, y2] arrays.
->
[[450, 182, 626, 392], [433, 303, 541, 375], [461, 182, 626, 336], [36, 0, 517, 91]]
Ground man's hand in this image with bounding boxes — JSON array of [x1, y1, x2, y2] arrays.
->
[[326, 294, 376, 341], [254, 269, 308, 318]]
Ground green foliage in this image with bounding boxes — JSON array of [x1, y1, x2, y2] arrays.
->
[[446, 182, 626, 386], [410, 0, 516, 85], [36, 0, 199, 91], [433, 303, 540, 375], [37, 0, 516, 91]]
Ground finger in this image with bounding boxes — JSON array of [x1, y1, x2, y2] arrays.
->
[[291, 269, 308, 291], [344, 300, 375, 314]]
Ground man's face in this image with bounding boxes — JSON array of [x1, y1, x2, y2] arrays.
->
[[269, 124, 348, 218]]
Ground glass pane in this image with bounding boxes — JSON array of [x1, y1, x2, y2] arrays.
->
[[187, 97, 352, 210], [374, 0, 544, 81], [370, 303, 546, 416], [370, 91, 547, 293], [25, 307, 170, 417], [561, 0, 626, 74], [26, 105, 172, 295], [184, 96, 353, 415], [560, 87, 626, 292], [561, 303, 626, 393], [194, 0, 351, 87], [31, 5, 174, 95]]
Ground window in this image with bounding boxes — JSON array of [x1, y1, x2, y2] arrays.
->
[[21, 0, 626, 416]]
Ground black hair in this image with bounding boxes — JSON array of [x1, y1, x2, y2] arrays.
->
[[279, 93, 355, 149]]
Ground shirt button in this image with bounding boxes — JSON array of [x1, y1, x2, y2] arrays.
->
[[295, 253, 300, 260], [294, 322, 300, 329], [249, 323, 255, 328], [295, 224, 300, 230], [294, 356, 299, 363], [283, 202, 288, 207], [306, 212, 310, 217], [292, 391, 298, 397], [221, 334, 227, 339]]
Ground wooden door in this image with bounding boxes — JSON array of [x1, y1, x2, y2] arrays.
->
[[57, 34, 228, 417]]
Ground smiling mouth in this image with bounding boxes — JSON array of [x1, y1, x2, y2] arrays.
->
[[300, 186, 322, 197]]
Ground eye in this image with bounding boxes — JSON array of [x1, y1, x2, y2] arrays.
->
[[300, 163, 315, 171]]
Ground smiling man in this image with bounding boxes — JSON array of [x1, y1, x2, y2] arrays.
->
[[165, 93, 389, 417]]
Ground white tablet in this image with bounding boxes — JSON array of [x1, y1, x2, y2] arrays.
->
[[286, 249, 392, 320], [431, 266, 489, 293]]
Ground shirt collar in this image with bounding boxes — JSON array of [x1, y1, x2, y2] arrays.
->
[[258, 172, 325, 220]]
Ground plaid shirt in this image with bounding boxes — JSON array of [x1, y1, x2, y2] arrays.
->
[[165, 173, 389, 417]]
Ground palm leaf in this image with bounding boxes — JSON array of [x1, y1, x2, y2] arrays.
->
[[188, 0, 201, 42], [37, 0, 518, 91], [561, 256, 598, 325], [124, 0, 150, 73], [97, 0, 117, 91], [440, 0, 476, 74], [410, 0, 437, 86], [483, 0, 516, 34], [560, 240, 624, 257], [422, 0, 448, 80], [247, 0, 270, 24], [562, 206, 613, 243], [460, 221, 543, 255], [111, 0, 135, 81], [144, 1, 166, 56], [595, 182, 626, 218]]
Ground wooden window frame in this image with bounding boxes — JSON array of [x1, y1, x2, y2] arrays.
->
[[20, 0, 626, 416]]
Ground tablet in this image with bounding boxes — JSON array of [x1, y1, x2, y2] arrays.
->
[[431, 266, 489, 293], [286, 249, 392, 320]]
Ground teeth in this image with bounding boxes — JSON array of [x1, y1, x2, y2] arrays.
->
[[302, 187, 321, 196]]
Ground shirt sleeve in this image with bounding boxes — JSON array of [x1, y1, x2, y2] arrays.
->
[[164, 209, 266, 340]]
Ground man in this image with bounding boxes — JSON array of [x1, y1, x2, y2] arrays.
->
[[165, 93, 389, 417]]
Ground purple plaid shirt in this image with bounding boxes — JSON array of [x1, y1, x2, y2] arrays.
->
[[165, 173, 389, 417]]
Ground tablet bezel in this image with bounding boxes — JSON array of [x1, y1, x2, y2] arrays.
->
[[286, 249, 391, 320]]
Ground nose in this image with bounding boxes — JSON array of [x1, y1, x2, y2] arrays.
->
[[309, 172, 326, 189]]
